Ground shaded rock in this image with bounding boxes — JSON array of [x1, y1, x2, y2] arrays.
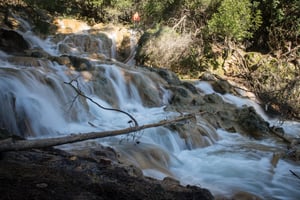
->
[[169, 86, 194, 105], [211, 79, 233, 94], [25, 47, 51, 58], [156, 68, 181, 85], [203, 93, 223, 104], [0, 28, 29, 55], [0, 128, 11, 139], [237, 107, 270, 138], [68, 55, 93, 71], [162, 176, 180, 187], [0, 148, 214, 200], [200, 72, 235, 94], [230, 191, 262, 200], [182, 81, 199, 94], [199, 72, 217, 81], [67, 145, 119, 165], [89, 68, 120, 107]]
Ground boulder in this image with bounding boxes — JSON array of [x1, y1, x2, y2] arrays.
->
[[0, 28, 29, 55], [155, 68, 181, 85], [236, 107, 270, 138], [68, 55, 93, 71]]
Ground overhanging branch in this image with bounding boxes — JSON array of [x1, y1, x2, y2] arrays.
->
[[65, 79, 138, 127]]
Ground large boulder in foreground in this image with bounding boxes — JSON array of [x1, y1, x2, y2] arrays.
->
[[0, 148, 214, 200]]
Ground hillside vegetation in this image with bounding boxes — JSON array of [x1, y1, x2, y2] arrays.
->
[[1, 0, 299, 119]]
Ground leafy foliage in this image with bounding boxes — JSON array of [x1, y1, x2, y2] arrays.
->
[[207, 0, 262, 42], [23, 0, 71, 13], [252, 0, 300, 51], [141, 0, 179, 24], [110, 0, 133, 9]]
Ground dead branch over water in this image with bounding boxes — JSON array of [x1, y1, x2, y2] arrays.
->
[[64, 79, 139, 127], [0, 114, 194, 152]]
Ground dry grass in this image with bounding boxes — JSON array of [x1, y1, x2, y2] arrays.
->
[[141, 27, 193, 69]]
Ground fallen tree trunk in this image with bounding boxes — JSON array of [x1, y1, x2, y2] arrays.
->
[[0, 114, 194, 152]]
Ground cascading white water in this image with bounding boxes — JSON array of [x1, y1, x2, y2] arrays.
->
[[107, 32, 117, 59], [125, 30, 138, 66], [1, 16, 300, 200], [189, 81, 300, 199], [103, 64, 142, 109]]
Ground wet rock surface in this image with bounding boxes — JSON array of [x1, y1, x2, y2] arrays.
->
[[0, 148, 214, 200]]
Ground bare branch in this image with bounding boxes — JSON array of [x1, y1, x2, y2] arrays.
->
[[270, 126, 292, 144], [64, 79, 138, 127], [172, 15, 186, 32], [290, 170, 300, 180]]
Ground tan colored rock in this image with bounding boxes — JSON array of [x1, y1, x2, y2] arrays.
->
[[7, 56, 42, 67], [53, 18, 90, 34]]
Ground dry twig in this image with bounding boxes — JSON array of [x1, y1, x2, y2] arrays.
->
[[64, 79, 138, 127]]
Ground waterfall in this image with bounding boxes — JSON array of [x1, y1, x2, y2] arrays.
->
[[103, 64, 143, 109], [107, 32, 117, 59], [125, 30, 138, 66], [1, 16, 300, 200], [0, 63, 91, 137]]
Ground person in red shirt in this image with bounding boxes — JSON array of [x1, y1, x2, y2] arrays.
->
[[132, 12, 140, 28]]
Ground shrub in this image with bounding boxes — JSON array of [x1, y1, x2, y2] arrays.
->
[[208, 0, 262, 42], [136, 26, 193, 70]]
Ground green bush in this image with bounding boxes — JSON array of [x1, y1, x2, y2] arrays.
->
[[208, 0, 262, 42], [256, 0, 300, 51], [23, 0, 71, 13], [141, 0, 179, 24]]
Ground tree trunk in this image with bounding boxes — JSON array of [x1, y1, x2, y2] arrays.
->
[[0, 114, 194, 152]]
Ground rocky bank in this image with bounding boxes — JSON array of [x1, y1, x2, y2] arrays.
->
[[0, 147, 213, 200]]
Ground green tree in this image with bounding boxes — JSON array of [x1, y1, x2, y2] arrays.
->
[[253, 0, 300, 51], [141, 0, 179, 24], [208, 0, 262, 42]]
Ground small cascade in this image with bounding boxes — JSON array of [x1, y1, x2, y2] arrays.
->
[[125, 30, 139, 65], [103, 65, 142, 109], [107, 32, 117, 59], [0, 59, 174, 137], [9, 13, 58, 56], [22, 31, 58, 56], [11, 13, 32, 32], [1, 68, 71, 136]]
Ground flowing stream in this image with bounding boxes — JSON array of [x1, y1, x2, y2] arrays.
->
[[1, 17, 300, 200]]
